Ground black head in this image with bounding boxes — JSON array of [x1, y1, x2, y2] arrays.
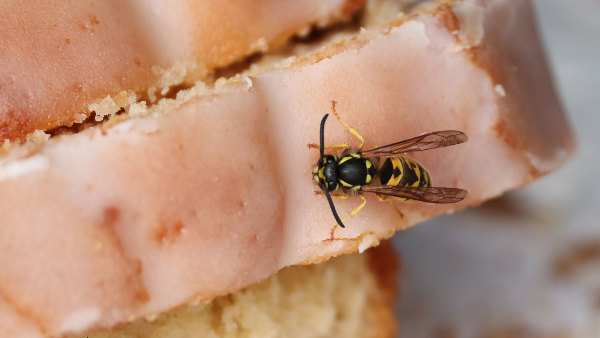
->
[[313, 154, 339, 191]]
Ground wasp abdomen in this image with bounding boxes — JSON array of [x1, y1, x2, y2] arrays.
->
[[379, 157, 431, 188]]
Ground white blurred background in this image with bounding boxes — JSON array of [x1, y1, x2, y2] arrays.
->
[[394, 0, 600, 336]]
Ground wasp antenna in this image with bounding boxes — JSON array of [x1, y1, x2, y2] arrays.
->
[[320, 183, 345, 228], [319, 114, 329, 162]]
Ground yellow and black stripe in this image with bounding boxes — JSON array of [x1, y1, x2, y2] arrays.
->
[[379, 157, 431, 190]]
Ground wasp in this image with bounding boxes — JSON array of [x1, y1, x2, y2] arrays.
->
[[311, 101, 468, 232]]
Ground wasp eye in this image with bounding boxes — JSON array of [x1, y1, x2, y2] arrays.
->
[[313, 175, 320, 185]]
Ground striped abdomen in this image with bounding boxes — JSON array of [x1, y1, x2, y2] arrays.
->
[[378, 157, 431, 189]]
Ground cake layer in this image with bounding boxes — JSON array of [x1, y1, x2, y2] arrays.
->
[[0, 0, 361, 141]]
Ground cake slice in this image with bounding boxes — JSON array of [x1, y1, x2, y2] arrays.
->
[[0, 0, 364, 141]]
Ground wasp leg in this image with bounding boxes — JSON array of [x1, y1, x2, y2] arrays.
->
[[376, 194, 404, 218], [329, 193, 367, 240], [330, 100, 365, 151], [307, 143, 351, 151], [343, 193, 367, 221], [315, 190, 350, 199]]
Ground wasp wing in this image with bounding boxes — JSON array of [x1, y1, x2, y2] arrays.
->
[[361, 130, 467, 158], [361, 185, 467, 203]]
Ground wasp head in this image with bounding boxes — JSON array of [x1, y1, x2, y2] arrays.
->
[[313, 154, 338, 191]]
